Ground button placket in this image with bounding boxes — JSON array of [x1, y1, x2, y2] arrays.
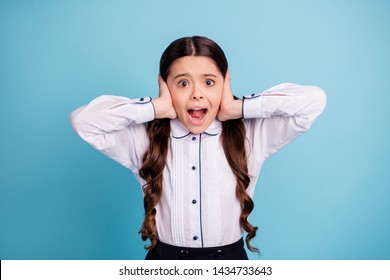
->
[[188, 134, 201, 246]]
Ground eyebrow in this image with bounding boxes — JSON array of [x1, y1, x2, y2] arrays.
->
[[173, 73, 218, 79]]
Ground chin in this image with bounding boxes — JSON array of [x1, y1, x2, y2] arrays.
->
[[183, 121, 209, 135], [189, 126, 207, 135]]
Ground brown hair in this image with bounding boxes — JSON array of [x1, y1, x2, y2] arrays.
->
[[139, 36, 258, 252]]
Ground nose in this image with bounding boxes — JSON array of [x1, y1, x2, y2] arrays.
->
[[190, 85, 204, 100]]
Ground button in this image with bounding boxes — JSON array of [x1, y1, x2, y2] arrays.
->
[[192, 137, 196, 141], [192, 199, 197, 204], [140, 97, 144, 101], [179, 250, 190, 259], [215, 249, 224, 259], [193, 236, 198, 240], [191, 166, 196, 170]]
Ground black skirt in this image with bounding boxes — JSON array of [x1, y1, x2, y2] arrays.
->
[[145, 238, 248, 260]]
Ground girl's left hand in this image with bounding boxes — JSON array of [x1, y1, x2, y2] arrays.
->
[[217, 70, 243, 121]]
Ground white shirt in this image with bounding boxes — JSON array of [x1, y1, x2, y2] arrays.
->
[[70, 83, 326, 248]]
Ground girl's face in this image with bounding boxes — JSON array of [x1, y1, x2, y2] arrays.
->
[[166, 56, 224, 134]]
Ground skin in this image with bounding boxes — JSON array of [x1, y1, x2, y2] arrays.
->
[[152, 56, 243, 134]]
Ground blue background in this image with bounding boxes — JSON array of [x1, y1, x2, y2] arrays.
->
[[1, 0, 389, 260]]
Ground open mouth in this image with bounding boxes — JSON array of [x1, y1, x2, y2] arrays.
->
[[188, 108, 208, 124]]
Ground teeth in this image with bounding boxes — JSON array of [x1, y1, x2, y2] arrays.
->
[[194, 108, 203, 111]]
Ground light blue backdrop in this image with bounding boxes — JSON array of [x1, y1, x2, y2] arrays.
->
[[1, 0, 389, 260]]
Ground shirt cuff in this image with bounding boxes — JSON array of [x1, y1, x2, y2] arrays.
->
[[133, 97, 155, 123], [242, 93, 262, 119]]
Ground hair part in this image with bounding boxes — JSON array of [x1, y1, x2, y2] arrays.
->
[[139, 36, 258, 252], [159, 36, 228, 81]]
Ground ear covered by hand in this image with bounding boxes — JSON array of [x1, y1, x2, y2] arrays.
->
[[217, 70, 243, 121], [152, 75, 177, 119]]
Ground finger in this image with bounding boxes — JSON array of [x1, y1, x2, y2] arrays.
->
[[158, 75, 170, 97], [223, 70, 233, 99], [158, 75, 165, 89], [225, 69, 231, 81]]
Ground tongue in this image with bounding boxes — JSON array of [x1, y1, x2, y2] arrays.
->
[[190, 109, 205, 119]]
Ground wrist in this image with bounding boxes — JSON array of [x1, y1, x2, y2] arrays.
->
[[230, 99, 243, 119], [218, 99, 243, 121], [151, 97, 164, 118], [152, 97, 176, 119]]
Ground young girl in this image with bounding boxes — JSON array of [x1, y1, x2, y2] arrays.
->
[[70, 36, 326, 260]]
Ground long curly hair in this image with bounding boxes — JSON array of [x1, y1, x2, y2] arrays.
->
[[138, 36, 258, 252]]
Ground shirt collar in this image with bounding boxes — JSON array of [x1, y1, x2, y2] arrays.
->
[[170, 119, 222, 139]]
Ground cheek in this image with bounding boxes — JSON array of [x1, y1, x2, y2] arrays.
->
[[169, 88, 181, 104], [209, 89, 223, 106], [170, 93, 187, 112], [167, 83, 182, 106]]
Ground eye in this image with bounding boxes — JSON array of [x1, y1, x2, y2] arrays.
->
[[178, 80, 189, 87], [205, 79, 215, 86]]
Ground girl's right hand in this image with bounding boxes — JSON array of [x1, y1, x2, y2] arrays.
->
[[152, 75, 177, 119]]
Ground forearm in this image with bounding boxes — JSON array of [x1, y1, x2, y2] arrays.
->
[[70, 95, 154, 140], [243, 83, 326, 128]]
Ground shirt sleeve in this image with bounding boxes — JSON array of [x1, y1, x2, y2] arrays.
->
[[69, 95, 155, 172], [243, 83, 327, 161]]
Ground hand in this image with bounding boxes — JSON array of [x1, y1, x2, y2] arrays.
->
[[217, 70, 243, 121], [152, 75, 177, 119]]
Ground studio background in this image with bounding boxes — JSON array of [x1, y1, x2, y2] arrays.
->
[[1, 0, 389, 260]]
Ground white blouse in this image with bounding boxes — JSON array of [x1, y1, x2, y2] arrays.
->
[[70, 83, 326, 248]]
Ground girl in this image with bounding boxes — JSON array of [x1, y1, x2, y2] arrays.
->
[[70, 36, 326, 260]]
